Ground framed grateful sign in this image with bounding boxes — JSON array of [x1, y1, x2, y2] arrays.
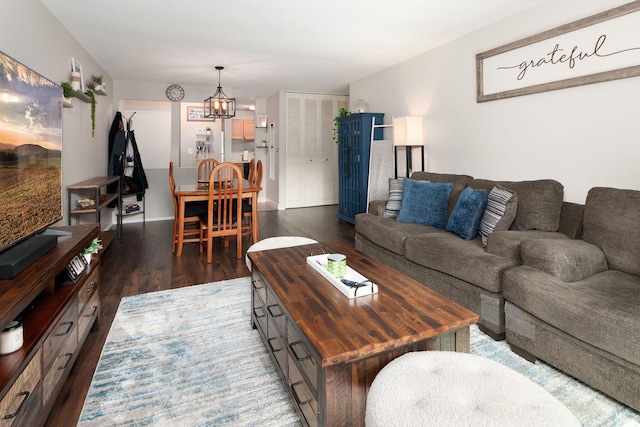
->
[[476, 1, 640, 102]]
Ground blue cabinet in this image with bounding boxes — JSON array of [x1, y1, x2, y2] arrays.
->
[[337, 113, 384, 223]]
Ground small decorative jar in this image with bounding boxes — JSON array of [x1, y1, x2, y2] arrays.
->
[[0, 320, 23, 355]]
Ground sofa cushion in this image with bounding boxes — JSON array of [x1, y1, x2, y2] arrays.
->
[[469, 179, 564, 231], [405, 233, 516, 293], [355, 213, 444, 255], [504, 267, 640, 366], [383, 178, 404, 218], [583, 187, 640, 276], [479, 185, 518, 246], [446, 187, 488, 240], [486, 230, 569, 264], [397, 180, 452, 229], [558, 202, 584, 239], [520, 239, 608, 282], [411, 172, 473, 216]]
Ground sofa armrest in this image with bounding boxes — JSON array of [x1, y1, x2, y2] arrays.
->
[[486, 230, 568, 264], [368, 200, 387, 216], [520, 239, 607, 282]]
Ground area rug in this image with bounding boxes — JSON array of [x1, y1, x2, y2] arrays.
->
[[79, 277, 640, 426]]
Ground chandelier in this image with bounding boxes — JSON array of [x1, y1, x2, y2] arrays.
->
[[204, 66, 236, 118]]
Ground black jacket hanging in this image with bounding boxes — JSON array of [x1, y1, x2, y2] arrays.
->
[[125, 129, 149, 200], [107, 112, 149, 205]]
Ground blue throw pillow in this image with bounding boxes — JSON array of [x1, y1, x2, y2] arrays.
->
[[446, 187, 489, 240], [396, 179, 453, 229]]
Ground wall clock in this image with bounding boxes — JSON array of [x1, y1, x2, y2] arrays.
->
[[166, 84, 184, 102]]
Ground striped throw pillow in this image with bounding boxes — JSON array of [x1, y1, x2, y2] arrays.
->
[[479, 185, 517, 246], [383, 178, 404, 218]]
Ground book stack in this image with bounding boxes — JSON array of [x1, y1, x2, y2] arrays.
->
[[124, 204, 140, 214]]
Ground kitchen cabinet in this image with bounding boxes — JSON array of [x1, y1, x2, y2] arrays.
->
[[231, 119, 255, 141]]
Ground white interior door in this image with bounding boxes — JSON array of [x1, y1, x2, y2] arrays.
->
[[124, 110, 171, 169]]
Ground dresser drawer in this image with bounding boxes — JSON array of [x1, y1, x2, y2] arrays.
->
[[288, 354, 318, 427], [0, 349, 41, 427], [42, 299, 78, 371], [266, 288, 286, 337], [267, 316, 288, 377], [252, 287, 268, 337], [252, 272, 267, 303], [43, 325, 78, 406], [78, 290, 99, 341], [78, 268, 99, 312], [287, 322, 318, 391]]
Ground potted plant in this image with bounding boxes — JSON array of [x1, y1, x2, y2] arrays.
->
[[60, 81, 75, 106], [91, 74, 104, 92], [82, 237, 103, 264], [333, 107, 350, 144]]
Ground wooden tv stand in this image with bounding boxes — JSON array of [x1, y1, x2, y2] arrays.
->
[[0, 224, 101, 426]]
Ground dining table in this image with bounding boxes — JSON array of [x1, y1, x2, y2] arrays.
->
[[174, 178, 262, 257]]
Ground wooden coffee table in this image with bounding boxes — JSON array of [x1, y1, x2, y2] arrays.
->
[[248, 240, 478, 427]]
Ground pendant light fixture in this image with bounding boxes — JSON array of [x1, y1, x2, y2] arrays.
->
[[204, 66, 236, 119]]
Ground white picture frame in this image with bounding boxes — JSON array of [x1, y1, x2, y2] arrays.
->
[[187, 106, 214, 121], [476, 1, 640, 102], [71, 57, 85, 93]]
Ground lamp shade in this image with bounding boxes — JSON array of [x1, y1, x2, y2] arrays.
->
[[393, 116, 424, 146]]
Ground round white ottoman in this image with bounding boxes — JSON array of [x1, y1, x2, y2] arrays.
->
[[366, 351, 580, 427], [245, 236, 318, 270]]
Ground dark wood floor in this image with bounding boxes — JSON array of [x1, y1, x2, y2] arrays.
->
[[45, 205, 354, 426]]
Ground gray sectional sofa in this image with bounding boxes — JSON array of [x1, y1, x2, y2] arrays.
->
[[355, 172, 574, 339], [354, 173, 640, 412], [503, 187, 640, 412]]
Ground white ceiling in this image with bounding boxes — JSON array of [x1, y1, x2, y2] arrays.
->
[[41, 0, 545, 109]]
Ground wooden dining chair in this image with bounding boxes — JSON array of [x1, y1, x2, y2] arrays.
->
[[169, 161, 207, 253], [197, 158, 219, 182], [247, 158, 256, 184], [198, 162, 243, 263], [242, 160, 263, 241]]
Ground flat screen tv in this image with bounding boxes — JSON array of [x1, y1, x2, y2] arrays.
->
[[0, 50, 63, 256]]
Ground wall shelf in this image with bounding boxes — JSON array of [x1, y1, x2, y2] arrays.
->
[[67, 176, 122, 236], [74, 91, 91, 103]]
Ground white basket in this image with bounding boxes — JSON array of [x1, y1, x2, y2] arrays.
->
[[307, 254, 378, 299]]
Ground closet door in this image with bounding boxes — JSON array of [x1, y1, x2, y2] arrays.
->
[[285, 93, 347, 208], [285, 94, 304, 206]]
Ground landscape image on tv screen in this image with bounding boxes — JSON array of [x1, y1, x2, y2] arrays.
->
[[0, 51, 63, 253]]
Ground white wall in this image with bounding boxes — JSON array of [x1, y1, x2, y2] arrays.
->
[[1, 0, 114, 228], [350, 0, 640, 203], [266, 92, 284, 207]]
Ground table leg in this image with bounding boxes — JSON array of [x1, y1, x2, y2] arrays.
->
[[177, 197, 186, 257], [251, 192, 259, 243]]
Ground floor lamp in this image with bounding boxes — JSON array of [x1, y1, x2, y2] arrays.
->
[[393, 116, 424, 178]]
